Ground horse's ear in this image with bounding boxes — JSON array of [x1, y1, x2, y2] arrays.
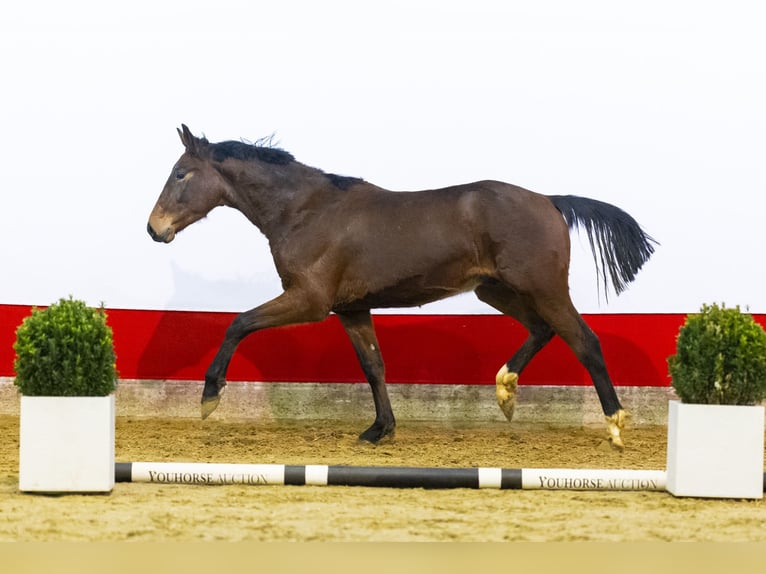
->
[[177, 124, 207, 158]]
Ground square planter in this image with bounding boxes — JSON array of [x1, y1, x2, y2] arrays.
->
[[666, 400, 764, 499], [19, 395, 115, 493]]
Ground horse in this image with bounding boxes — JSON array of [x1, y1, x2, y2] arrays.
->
[[148, 125, 656, 449]]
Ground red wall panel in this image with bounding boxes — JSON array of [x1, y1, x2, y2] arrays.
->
[[1, 304, 703, 387]]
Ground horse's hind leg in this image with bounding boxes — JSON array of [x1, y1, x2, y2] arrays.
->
[[475, 282, 554, 422], [336, 310, 396, 444], [533, 298, 627, 449]]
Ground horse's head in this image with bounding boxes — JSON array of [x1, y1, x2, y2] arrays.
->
[[147, 125, 233, 243]]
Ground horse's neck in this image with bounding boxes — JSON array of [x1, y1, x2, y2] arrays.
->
[[225, 160, 333, 239]]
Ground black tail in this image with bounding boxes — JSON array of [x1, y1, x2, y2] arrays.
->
[[549, 195, 657, 299]]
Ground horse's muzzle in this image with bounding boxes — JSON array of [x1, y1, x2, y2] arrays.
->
[[147, 221, 173, 243]]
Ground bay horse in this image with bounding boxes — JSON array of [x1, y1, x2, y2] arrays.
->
[[148, 125, 656, 449]]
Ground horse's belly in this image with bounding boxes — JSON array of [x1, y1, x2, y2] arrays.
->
[[333, 274, 483, 312]]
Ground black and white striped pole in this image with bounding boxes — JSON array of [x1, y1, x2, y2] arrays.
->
[[115, 462, 682, 491]]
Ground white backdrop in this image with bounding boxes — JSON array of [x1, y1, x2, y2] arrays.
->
[[1, 1, 764, 314]]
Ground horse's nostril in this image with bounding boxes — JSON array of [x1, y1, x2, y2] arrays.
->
[[147, 222, 163, 242]]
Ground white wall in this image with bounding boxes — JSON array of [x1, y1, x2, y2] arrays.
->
[[1, 1, 764, 314]]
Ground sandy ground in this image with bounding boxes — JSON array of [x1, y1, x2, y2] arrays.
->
[[2, 414, 766, 542]]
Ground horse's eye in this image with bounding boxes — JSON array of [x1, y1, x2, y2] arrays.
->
[[175, 170, 186, 180]]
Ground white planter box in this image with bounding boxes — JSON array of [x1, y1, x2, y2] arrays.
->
[[666, 400, 764, 499], [19, 395, 115, 493]]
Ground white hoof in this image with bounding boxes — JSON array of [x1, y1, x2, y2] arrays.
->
[[605, 409, 628, 450], [495, 365, 519, 422]]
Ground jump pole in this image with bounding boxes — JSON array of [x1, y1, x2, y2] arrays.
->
[[115, 462, 679, 491]]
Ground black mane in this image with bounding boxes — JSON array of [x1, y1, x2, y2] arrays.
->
[[210, 140, 295, 165], [209, 138, 364, 189], [326, 173, 365, 190]]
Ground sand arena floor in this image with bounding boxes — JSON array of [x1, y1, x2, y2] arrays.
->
[[1, 414, 766, 542]]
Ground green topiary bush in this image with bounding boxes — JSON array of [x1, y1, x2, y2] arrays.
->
[[668, 303, 766, 405], [13, 296, 118, 396]]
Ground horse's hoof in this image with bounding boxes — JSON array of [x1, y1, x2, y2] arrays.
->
[[495, 365, 519, 422], [201, 395, 221, 420], [605, 409, 628, 451], [358, 423, 395, 444]]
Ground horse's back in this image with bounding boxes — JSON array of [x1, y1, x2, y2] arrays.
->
[[350, 179, 561, 225], [324, 180, 570, 309], [414, 180, 569, 245], [334, 179, 569, 259]]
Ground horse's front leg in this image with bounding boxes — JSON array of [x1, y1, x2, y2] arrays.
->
[[201, 336, 239, 419], [201, 290, 330, 419], [336, 310, 395, 443]]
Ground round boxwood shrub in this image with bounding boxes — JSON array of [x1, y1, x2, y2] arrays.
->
[[668, 303, 766, 405], [13, 297, 118, 396]]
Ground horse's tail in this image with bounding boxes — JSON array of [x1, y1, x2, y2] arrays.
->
[[548, 195, 657, 299]]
